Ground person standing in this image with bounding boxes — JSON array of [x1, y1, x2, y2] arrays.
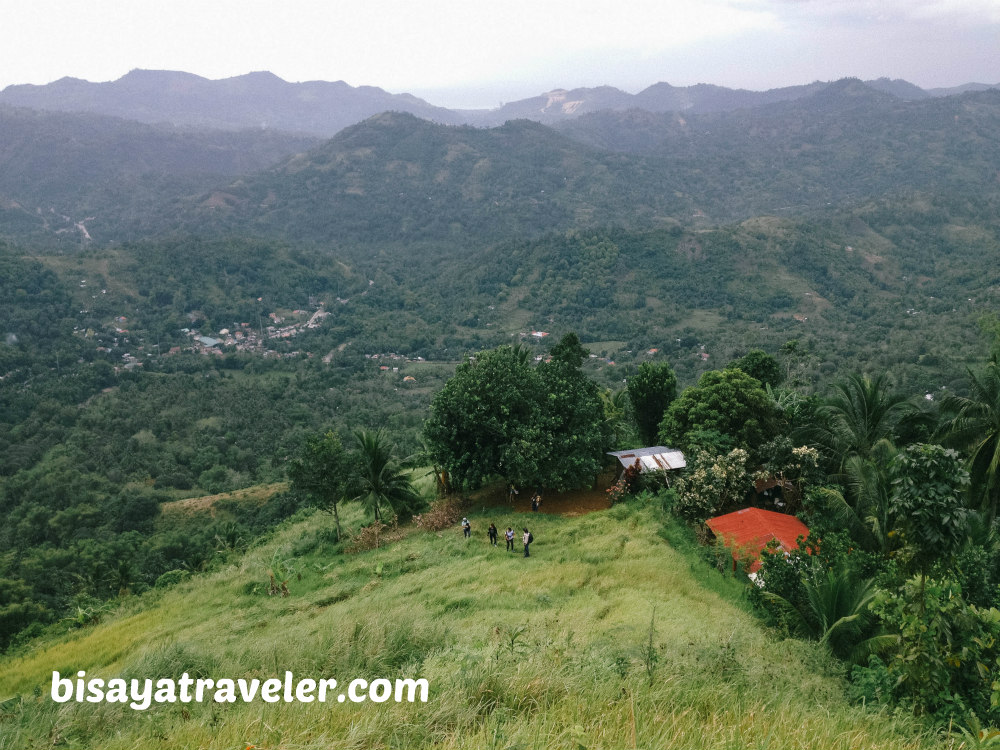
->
[[488, 523, 498, 546], [462, 517, 471, 539], [505, 527, 515, 551], [523, 527, 532, 557]]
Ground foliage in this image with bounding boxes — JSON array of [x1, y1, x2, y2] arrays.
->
[[350, 428, 425, 523], [671, 448, 750, 522], [287, 430, 350, 539], [424, 335, 610, 492], [811, 373, 918, 471], [940, 356, 1000, 521], [890, 443, 971, 577], [729, 350, 783, 389], [760, 562, 884, 663], [532, 335, 612, 491], [659, 369, 777, 459], [871, 577, 1000, 723], [423, 345, 543, 490], [627, 361, 678, 445]]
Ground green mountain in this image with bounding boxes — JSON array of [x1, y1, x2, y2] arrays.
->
[[0, 105, 318, 243]]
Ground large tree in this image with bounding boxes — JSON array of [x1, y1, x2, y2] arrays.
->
[[423, 345, 543, 490], [532, 334, 611, 491], [424, 334, 610, 491], [658, 368, 777, 456], [627, 361, 677, 445], [287, 430, 350, 540]]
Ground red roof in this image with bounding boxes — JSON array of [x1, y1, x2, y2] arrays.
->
[[705, 507, 809, 573]]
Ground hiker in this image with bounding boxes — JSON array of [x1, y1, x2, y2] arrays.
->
[[523, 527, 532, 557], [505, 527, 515, 551], [462, 517, 471, 539], [488, 522, 498, 546], [531, 492, 542, 512]]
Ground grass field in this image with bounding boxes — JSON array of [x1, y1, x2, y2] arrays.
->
[[0, 499, 945, 749]]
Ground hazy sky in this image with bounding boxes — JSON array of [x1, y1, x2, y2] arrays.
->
[[4, 0, 999, 108]]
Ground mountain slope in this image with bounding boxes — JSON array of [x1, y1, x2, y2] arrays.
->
[[175, 112, 691, 247], [0, 104, 318, 242], [0, 502, 939, 749]]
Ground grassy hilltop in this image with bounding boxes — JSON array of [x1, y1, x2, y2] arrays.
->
[[1, 499, 940, 749]]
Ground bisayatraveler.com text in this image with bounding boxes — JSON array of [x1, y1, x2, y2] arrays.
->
[[51, 671, 429, 710]]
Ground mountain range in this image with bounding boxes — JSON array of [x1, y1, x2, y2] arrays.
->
[[2, 69, 998, 136]]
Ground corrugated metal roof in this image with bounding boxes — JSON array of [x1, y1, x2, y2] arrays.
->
[[608, 446, 686, 471], [705, 507, 810, 573]]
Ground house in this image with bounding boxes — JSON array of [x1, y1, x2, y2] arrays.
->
[[705, 507, 810, 578], [607, 446, 686, 482]]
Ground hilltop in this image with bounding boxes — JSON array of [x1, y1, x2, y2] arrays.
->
[[0, 500, 939, 749]]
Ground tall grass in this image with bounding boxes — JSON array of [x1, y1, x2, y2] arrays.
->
[[1, 499, 945, 749]]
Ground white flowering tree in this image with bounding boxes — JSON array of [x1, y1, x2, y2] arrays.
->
[[673, 448, 750, 522]]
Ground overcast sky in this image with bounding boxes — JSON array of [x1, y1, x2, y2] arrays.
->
[[4, 0, 999, 108]]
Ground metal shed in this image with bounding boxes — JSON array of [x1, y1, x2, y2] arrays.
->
[[607, 446, 687, 473]]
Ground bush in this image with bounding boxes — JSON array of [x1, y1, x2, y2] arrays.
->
[[154, 569, 191, 588], [413, 496, 465, 532], [672, 448, 749, 522]]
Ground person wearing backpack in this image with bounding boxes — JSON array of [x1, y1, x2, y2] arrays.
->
[[488, 523, 498, 546], [522, 527, 533, 557]]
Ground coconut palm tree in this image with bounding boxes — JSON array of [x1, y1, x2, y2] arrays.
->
[[600, 387, 631, 446], [350, 428, 423, 523], [811, 441, 901, 556], [810, 372, 917, 471], [939, 357, 1000, 521]]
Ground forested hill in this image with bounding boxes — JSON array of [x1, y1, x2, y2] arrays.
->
[[173, 86, 1000, 247], [5, 83, 1000, 248], [0, 105, 318, 243], [177, 113, 690, 247]]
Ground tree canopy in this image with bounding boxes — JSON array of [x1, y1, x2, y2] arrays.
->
[[424, 334, 610, 491], [627, 361, 678, 446], [658, 368, 777, 456]]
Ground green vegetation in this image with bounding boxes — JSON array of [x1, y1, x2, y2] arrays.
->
[[0, 502, 945, 749], [2, 80, 1000, 746]]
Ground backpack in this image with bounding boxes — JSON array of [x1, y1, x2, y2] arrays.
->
[[528, 532, 534, 544]]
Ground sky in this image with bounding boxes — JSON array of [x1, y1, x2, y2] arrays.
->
[[3, 0, 999, 108]]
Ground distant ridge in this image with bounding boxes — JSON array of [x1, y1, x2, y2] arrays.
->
[[0, 69, 463, 136], [1, 70, 997, 138]]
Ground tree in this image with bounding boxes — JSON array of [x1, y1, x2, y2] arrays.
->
[[811, 373, 916, 470], [424, 335, 611, 491], [659, 368, 777, 457], [627, 361, 677, 445], [532, 334, 611, 491], [423, 345, 543, 490], [891, 444, 971, 581], [287, 430, 350, 540], [729, 350, 783, 389], [600, 387, 631, 446], [940, 356, 1000, 521], [350, 428, 424, 523]]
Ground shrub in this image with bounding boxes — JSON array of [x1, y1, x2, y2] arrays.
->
[[413, 496, 465, 532], [672, 448, 749, 522]]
